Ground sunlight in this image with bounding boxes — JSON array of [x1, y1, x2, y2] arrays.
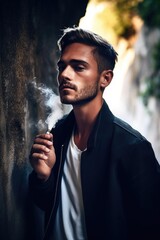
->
[[79, 0, 118, 45], [79, 0, 143, 117], [79, 1, 129, 116]]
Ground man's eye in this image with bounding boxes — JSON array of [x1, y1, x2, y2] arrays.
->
[[74, 65, 85, 71]]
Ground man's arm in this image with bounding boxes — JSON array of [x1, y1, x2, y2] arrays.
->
[[29, 170, 55, 211], [28, 133, 56, 210], [121, 140, 160, 238]]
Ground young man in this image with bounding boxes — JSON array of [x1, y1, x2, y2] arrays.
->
[[29, 27, 160, 240]]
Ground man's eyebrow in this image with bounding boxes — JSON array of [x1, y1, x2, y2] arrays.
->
[[57, 59, 89, 66], [70, 59, 89, 65]]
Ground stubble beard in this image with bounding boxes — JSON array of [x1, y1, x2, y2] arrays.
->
[[60, 81, 99, 106]]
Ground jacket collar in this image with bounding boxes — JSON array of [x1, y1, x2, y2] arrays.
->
[[87, 100, 114, 150], [58, 100, 114, 150]]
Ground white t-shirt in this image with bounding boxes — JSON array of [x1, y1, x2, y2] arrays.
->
[[53, 131, 87, 240]]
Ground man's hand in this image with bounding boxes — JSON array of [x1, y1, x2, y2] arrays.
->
[[29, 133, 56, 181]]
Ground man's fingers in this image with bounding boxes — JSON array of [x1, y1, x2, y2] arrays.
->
[[32, 152, 48, 160], [32, 144, 51, 153], [34, 138, 53, 146], [35, 133, 53, 140]]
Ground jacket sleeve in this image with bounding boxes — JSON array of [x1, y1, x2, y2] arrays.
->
[[28, 170, 55, 211], [121, 139, 160, 238]]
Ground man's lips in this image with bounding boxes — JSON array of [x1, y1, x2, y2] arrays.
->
[[59, 83, 76, 91]]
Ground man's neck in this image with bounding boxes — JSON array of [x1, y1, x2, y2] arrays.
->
[[73, 98, 103, 150]]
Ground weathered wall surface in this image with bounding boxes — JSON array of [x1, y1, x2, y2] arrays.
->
[[0, 0, 88, 239], [105, 25, 160, 161], [123, 26, 160, 161]]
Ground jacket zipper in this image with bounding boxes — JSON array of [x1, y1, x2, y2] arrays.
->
[[43, 144, 64, 240]]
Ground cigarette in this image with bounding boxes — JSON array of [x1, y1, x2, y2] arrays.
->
[[46, 129, 51, 134]]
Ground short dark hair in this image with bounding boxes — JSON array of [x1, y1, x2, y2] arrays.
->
[[57, 27, 118, 72]]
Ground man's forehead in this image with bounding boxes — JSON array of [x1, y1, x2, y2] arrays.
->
[[62, 42, 94, 53], [59, 43, 95, 62]]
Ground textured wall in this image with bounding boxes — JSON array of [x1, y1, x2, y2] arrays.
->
[[123, 26, 160, 161], [104, 25, 160, 162], [0, 0, 88, 239]]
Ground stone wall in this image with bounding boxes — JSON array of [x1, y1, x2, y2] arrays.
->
[[0, 0, 88, 239]]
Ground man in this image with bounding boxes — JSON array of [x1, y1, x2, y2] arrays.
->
[[29, 27, 160, 240]]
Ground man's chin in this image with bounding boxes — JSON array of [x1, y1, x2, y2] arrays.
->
[[60, 97, 73, 105], [61, 96, 96, 106]]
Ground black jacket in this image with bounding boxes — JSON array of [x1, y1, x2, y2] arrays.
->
[[29, 101, 160, 240]]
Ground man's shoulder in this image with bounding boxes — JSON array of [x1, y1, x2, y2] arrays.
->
[[113, 116, 146, 144], [102, 101, 146, 143], [110, 116, 158, 166]]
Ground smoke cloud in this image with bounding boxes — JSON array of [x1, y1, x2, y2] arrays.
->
[[27, 80, 64, 132]]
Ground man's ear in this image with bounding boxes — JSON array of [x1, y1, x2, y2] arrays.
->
[[100, 70, 113, 89]]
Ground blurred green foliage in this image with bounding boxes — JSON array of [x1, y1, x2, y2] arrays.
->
[[136, 0, 160, 104], [137, 0, 160, 28], [93, 0, 160, 102], [153, 42, 160, 72], [104, 0, 160, 103], [94, 0, 160, 36], [142, 75, 160, 106], [142, 41, 160, 105], [99, 0, 141, 38], [92, 0, 140, 39]]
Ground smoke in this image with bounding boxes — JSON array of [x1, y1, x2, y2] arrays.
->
[[27, 80, 64, 132], [45, 94, 63, 131]]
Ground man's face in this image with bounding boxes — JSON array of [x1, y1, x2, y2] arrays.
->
[[57, 43, 102, 106]]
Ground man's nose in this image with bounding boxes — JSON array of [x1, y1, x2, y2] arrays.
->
[[60, 65, 73, 79]]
